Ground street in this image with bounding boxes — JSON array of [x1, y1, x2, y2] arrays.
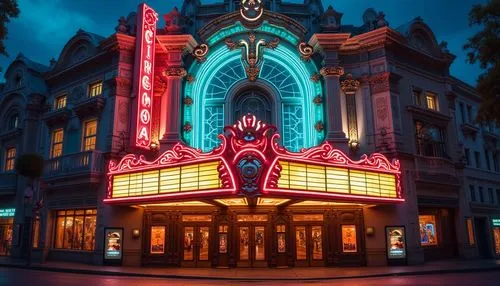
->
[[0, 268, 499, 286]]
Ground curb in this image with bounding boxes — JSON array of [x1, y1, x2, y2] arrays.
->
[[1, 263, 500, 281]]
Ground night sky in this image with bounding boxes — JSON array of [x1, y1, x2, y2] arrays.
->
[[0, 0, 486, 86]]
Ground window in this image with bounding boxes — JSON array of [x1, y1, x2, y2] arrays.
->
[[33, 216, 40, 249], [50, 129, 64, 158], [459, 102, 466, 124], [7, 114, 19, 130], [425, 92, 438, 111], [494, 152, 499, 172], [4, 147, 16, 172], [54, 209, 96, 251], [469, 185, 476, 202], [497, 189, 500, 205], [415, 121, 447, 157], [14, 72, 23, 89], [413, 89, 423, 106], [88, 81, 102, 97], [488, 188, 494, 204], [419, 215, 438, 246], [474, 151, 481, 168], [54, 95, 67, 110], [218, 224, 228, 254], [464, 148, 470, 166], [485, 149, 491, 171], [466, 218, 475, 246], [466, 105, 473, 123], [277, 224, 286, 253], [82, 120, 97, 151], [478, 186, 484, 203]]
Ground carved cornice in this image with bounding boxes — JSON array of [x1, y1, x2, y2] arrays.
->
[[320, 66, 344, 77], [368, 72, 401, 94], [340, 74, 361, 95], [164, 67, 187, 78]]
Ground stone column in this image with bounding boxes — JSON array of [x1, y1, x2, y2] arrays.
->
[[160, 67, 186, 147], [340, 74, 361, 151]]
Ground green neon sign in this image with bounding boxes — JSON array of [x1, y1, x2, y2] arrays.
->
[[492, 218, 500, 227], [0, 208, 15, 217]]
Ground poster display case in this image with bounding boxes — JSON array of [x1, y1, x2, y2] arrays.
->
[[385, 226, 407, 265], [104, 227, 123, 265]]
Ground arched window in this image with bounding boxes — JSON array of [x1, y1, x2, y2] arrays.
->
[[7, 113, 19, 130], [14, 72, 23, 89]]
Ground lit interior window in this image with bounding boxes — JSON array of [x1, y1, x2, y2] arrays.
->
[[4, 147, 16, 171], [55, 95, 67, 110], [83, 120, 97, 151], [50, 129, 64, 158], [88, 81, 103, 97]]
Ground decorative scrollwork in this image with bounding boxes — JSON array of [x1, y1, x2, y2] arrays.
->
[[192, 44, 209, 63], [164, 66, 187, 78], [298, 42, 314, 61], [240, 0, 264, 23], [320, 66, 345, 77], [225, 38, 238, 50], [341, 73, 361, 95]]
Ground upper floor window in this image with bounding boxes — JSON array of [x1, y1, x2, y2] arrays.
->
[[54, 95, 67, 110], [50, 129, 64, 158], [82, 120, 97, 151], [464, 148, 470, 166], [7, 114, 19, 130], [415, 120, 447, 158], [469, 185, 476, 202], [4, 147, 16, 172], [488, 188, 494, 204], [497, 189, 500, 205], [494, 152, 499, 172], [466, 105, 473, 123], [474, 151, 481, 168], [485, 149, 491, 171], [478, 186, 484, 202], [459, 102, 466, 124], [413, 89, 423, 107], [88, 81, 102, 98], [425, 92, 438, 111], [14, 72, 23, 89]]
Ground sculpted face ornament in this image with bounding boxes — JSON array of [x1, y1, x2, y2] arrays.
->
[[240, 0, 263, 22]]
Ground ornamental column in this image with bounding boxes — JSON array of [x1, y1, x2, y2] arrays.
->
[[340, 74, 361, 151], [309, 33, 351, 149], [155, 35, 197, 149]]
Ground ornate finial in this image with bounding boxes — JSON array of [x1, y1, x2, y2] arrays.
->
[[115, 16, 128, 34], [376, 12, 388, 28], [298, 42, 314, 61], [192, 44, 209, 63], [340, 74, 361, 95]]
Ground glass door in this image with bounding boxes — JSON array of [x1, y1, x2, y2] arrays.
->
[[182, 226, 210, 267], [294, 225, 324, 266], [238, 225, 267, 267]]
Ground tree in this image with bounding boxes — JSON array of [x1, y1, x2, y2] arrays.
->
[[0, 0, 20, 56], [463, 0, 500, 125], [15, 153, 44, 180]]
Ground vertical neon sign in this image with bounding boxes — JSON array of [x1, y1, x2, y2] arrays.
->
[[132, 3, 158, 149]]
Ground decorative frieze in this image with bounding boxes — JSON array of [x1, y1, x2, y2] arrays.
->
[[320, 66, 344, 77], [368, 72, 401, 94]]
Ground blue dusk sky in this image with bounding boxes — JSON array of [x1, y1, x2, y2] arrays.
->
[[0, 0, 486, 86]]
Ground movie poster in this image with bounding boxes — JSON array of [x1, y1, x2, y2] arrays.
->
[[277, 233, 286, 253], [342, 225, 357, 253], [104, 228, 123, 261], [386, 226, 406, 259], [150, 226, 165, 254], [219, 233, 227, 253], [419, 215, 438, 246]]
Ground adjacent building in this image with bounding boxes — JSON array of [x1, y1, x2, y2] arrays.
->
[[0, 0, 498, 267]]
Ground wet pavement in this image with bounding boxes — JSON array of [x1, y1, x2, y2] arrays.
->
[[1, 267, 500, 285]]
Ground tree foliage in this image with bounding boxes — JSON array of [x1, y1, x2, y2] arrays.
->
[[0, 0, 20, 57], [15, 153, 44, 179], [463, 0, 500, 124]]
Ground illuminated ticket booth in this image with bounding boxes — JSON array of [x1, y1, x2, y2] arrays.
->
[[105, 115, 404, 268]]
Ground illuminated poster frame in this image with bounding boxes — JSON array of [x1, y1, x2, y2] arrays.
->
[[131, 3, 159, 149], [385, 225, 407, 265], [104, 227, 124, 265]]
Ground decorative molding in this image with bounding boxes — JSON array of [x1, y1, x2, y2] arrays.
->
[[345, 91, 359, 147], [313, 95, 323, 105], [314, 121, 324, 132], [183, 122, 192, 133], [320, 66, 344, 77], [340, 74, 360, 95], [310, 72, 322, 83], [192, 44, 209, 63], [164, 67, 187, 78], [298, 42, 314, 61], [183, 96, 193, 106], [185, 73, 195, 83], [368, 72, 401, 94]]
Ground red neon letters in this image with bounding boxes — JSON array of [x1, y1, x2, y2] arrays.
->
[[133, 3, 158, 149]]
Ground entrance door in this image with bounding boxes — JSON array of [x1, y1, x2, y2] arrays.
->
[[238, 225, 267, 267], [474, 218, 491, 258], [294, 225, 324, 267], [182, 226, 210, 267]]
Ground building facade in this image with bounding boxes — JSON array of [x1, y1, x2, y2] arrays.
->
[[0, 0, 498, 267]]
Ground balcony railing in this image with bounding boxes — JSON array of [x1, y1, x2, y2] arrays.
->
[[414, 155, 458, 184], [44, 151, 104, 179], [0, 173, 17, 193]]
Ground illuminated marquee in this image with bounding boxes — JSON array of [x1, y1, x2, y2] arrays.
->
[[107, 114, 403, 205], [132, 3, 158, 149]]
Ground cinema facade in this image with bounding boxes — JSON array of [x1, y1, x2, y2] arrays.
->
[[1, 0, 499, 268]]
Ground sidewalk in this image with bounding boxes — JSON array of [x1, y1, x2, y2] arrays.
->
[[1, 258, 500, 280]]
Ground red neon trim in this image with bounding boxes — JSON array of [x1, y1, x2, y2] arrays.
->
[[264, 188, 405, 203]]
